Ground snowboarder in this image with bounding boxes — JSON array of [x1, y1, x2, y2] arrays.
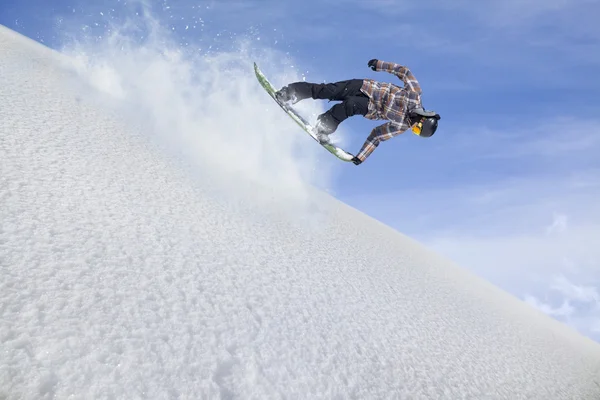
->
[[275, 59, 440, 165]]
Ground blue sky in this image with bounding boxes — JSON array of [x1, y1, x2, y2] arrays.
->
[[2, 0, 600, 342]]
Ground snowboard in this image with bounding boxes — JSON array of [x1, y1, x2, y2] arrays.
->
[[253, 62, 355, 162]]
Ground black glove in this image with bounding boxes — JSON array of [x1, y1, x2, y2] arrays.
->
[[351, 156, 362, 165], [368, 59, 378, 71]]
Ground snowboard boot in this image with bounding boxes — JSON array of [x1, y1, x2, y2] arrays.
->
[[275, 86, 299, 106], [313, 113, 338, 144]]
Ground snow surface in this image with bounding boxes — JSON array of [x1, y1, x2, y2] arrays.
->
[[1, 24, 600, 399]]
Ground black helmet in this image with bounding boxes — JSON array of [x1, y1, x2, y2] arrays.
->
[[409, 107, 440, 138]]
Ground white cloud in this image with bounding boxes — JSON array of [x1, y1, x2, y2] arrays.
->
[[524, 274, 600, 340], [426, 220, 600, 342], [524, 296, 575, 318], [545, 213, 568, 235], [551, 275, 600, 305]]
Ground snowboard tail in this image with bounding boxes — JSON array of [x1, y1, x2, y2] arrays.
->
[[253, 62, 355, 162]]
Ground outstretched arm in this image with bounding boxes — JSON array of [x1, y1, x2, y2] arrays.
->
[[355, 122, 407, 162], [371, 60, 422, 94]]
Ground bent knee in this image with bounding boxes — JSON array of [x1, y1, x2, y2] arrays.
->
[[344, 96, 369, 116]]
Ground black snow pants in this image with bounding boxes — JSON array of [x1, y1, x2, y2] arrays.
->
[[287, 79, 369, 132]]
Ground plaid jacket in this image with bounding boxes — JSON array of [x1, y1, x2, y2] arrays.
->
[[356, 60, 423, 161]]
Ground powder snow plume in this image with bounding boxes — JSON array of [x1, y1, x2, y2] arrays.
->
[[53, 2, 343, 202]]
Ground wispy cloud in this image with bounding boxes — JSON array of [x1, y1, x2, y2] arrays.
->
[[338, 0, 600, 90]]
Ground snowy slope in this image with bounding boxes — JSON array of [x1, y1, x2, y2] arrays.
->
[[1, 24, 600, 400]]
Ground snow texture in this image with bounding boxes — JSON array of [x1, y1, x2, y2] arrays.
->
[[1, 24, 600, 400]]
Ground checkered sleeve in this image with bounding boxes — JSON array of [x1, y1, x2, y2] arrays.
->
[[355, 122, 407, 162], [376, 60, 422, 94]]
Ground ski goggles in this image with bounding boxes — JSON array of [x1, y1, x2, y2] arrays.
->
[[411, 119, 424, 135]]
